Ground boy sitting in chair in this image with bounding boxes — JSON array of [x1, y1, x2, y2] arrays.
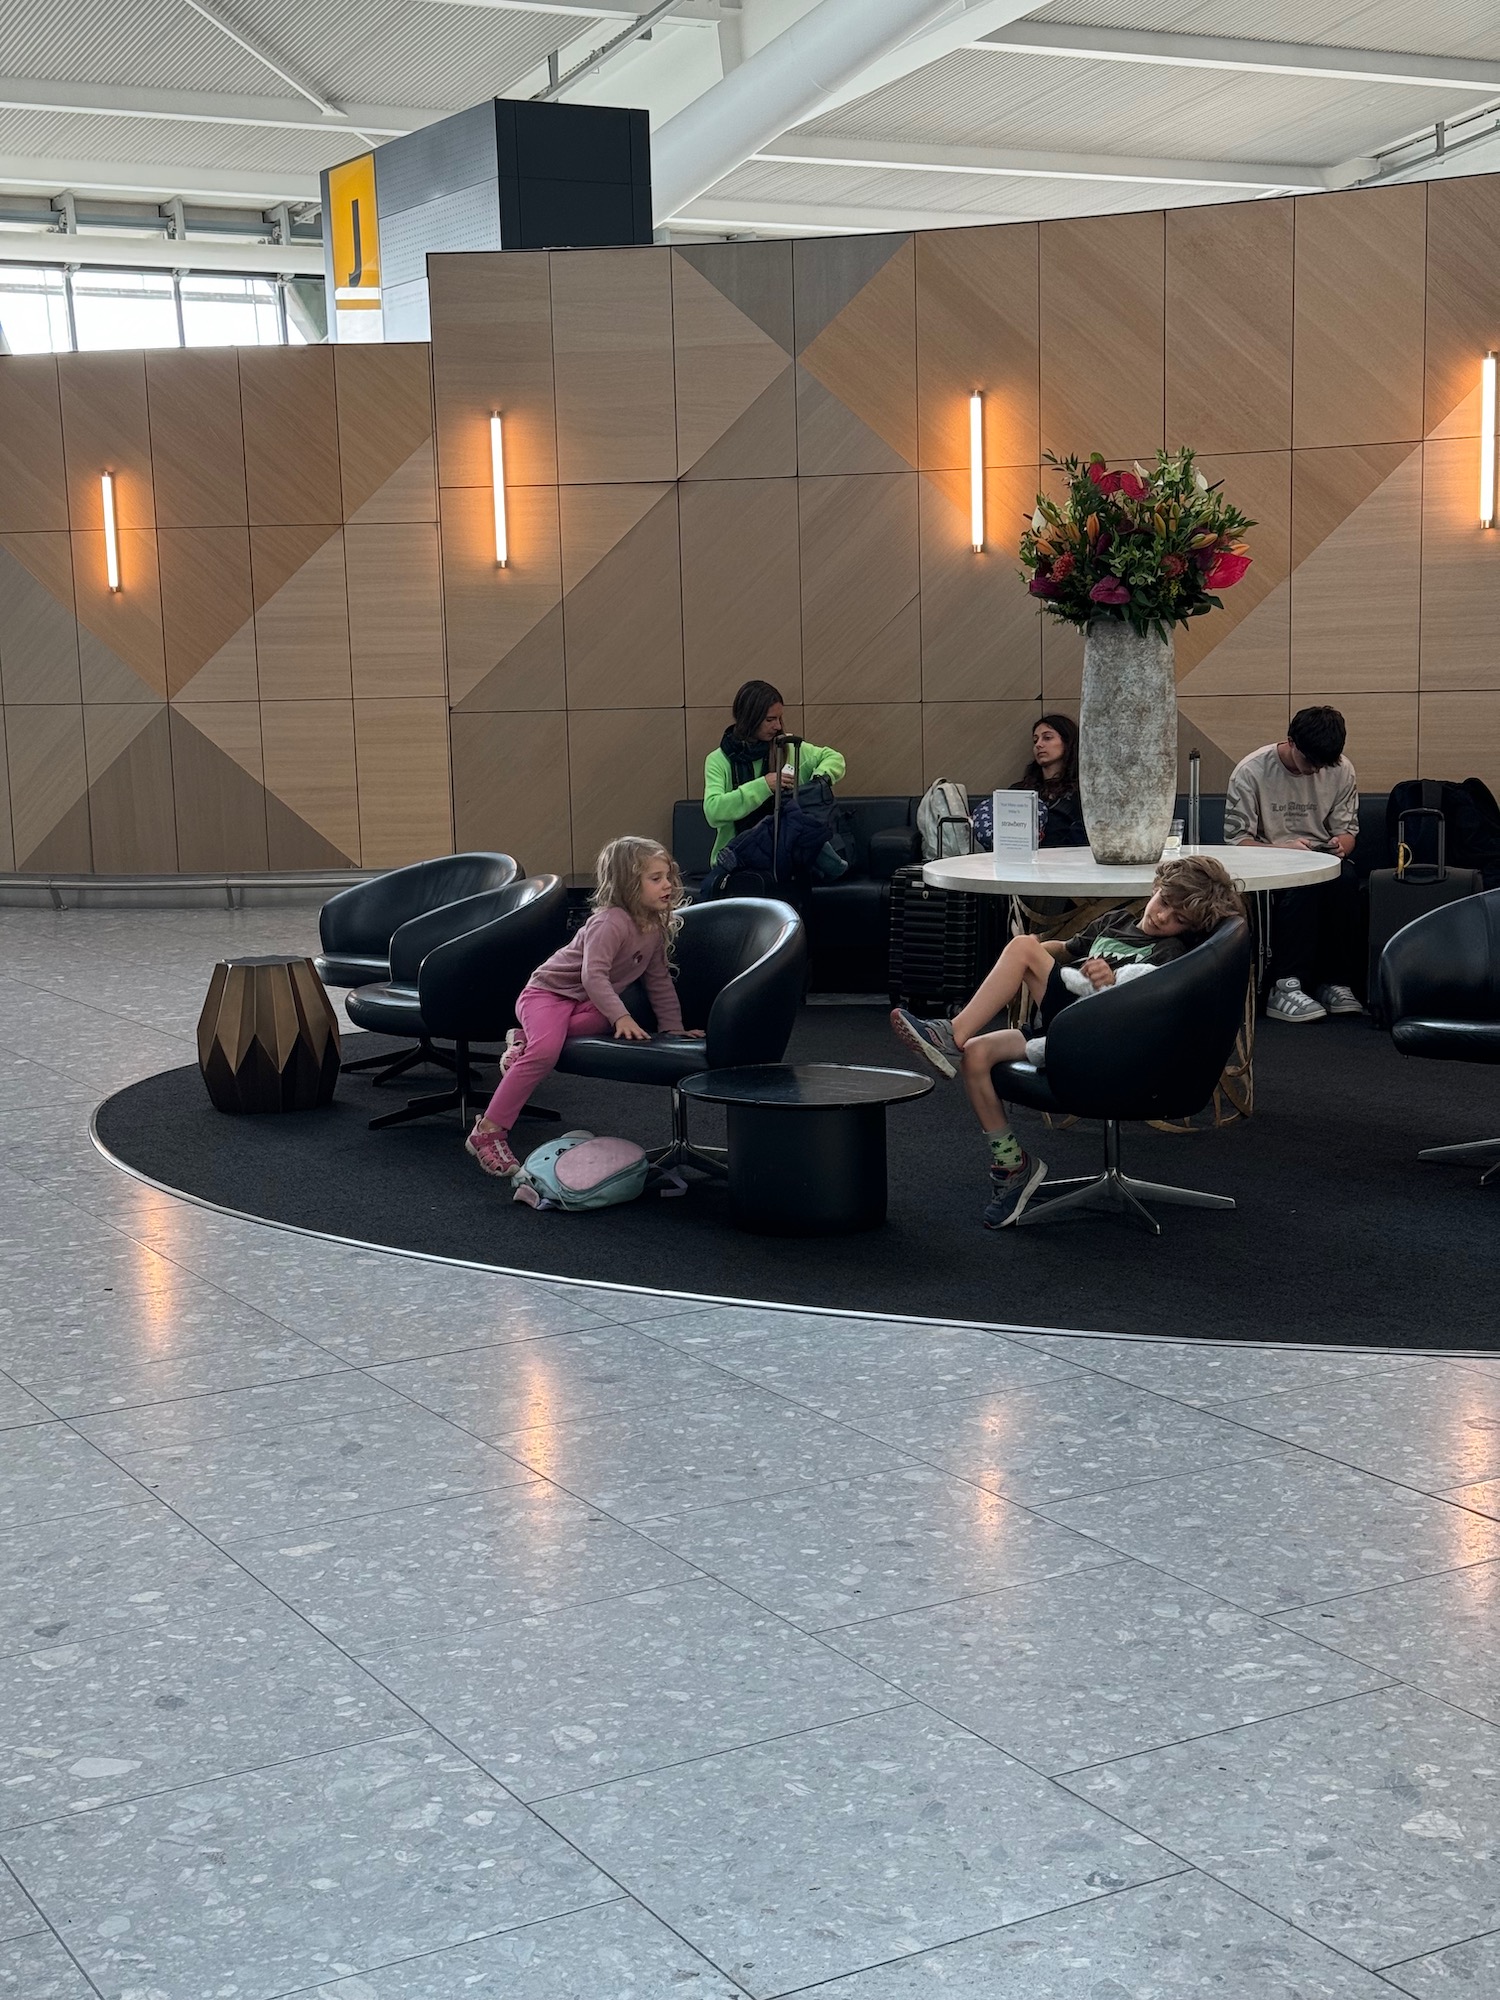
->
[[891, 854, 1244, 1230]]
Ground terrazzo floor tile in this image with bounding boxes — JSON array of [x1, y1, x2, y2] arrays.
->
[[794, 1870, 1407, 1997], [0, 1424, 146, 1532], [534, 1706, 1182, 1998], [1382, 1927, 1500, 1995], [359, 1576, 900, 1802], [231, 1481, 698, 1650], [639, 1466, 1118, 1630], [8, 1327, 349, 1422], [1278, 1563, 1500, 1725], [1058, 1686, 1500, 1968], [0, 1375, 50, 1431], [497, 1381, 911, 1522], [1011, 1335, 1416, 1408], [0, 1930, 96, 1999], [562, 1285, 718, 1325], [112, 1400, 536, 1540], [851, 1372, 1282, 1507], [70, 1368, 398, 1455], [370, 1328, 740, 1438], [1441, 1475, 1500, 1520], [0, 1606, 413, 1828], [644, 1307, 1079, 1419], [1040, 1452, 1500, 1613], [0, 1869, 42, 1942], [1221, 1368, 1500, 1493], [301, 1898, 746, 1996], [0, 1730, 617, 2000], [827, 1559, 1390, 1774]]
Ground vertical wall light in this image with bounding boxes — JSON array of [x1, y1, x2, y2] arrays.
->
[[1482, 353, 1496, 529], [100, 471, 121, 591], [968, 392, 984, 553], [490, 412, 509, 567]]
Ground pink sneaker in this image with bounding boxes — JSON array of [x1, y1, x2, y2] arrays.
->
[[466, 1121, 519, 1177], [499, 1028, 526, 1076]]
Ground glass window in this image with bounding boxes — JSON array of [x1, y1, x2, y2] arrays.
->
[[0, 265, 71, 353], [180, 272, 283, 347], [72, 268, 179, 350]]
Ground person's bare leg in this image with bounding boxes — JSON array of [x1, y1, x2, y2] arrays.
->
[[952, 937, 1054, 1045], [960, 1028, 1026, 1132]]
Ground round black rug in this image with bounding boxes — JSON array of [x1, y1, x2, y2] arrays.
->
[[94, 1009, 1498, 1348]]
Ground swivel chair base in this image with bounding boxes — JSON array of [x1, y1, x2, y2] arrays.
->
[[366, 1037, 560, 1131], [647, 1086, 727, 1179], [1018, 1120, 1235, 1236], [344, 1037, 457, 1086], [1418, 1136, 1500, 1186]]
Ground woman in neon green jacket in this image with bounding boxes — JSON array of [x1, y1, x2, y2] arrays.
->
[[703, 680, 846, 863]]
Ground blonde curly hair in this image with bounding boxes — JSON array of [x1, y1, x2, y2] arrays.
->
[[1153, 853, 1245, 935], [592, 835, 686, 951]]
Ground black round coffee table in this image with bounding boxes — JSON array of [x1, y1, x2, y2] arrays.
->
[[678, 1063, 932, 1235]]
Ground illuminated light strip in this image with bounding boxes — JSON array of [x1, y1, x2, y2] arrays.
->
[[101, 471, 121, 590], [969, 392, 984, 552], [1483, 353, 1496, 529], [490, 412, 508, 567]]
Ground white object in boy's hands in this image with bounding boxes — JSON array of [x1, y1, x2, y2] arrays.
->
[[1059, 961, 1158, 999], [990, 788, 1039, 856]]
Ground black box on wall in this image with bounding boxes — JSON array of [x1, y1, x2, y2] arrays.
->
[[322, 98, 652, 342]]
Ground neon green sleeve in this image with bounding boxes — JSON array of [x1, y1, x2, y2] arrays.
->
[[801, 742, 845, 785], [703, 746, 772, 828]]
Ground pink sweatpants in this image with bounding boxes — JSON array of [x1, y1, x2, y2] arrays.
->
[[483, 986, 607, 1132]]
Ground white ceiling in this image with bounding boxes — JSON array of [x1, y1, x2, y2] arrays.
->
[[1, 0, 1496, 248]]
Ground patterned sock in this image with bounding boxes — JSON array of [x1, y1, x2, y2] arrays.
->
[[987, 1128, 1023, 1170]]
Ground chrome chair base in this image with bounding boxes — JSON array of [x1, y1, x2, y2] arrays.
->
[[1418, 1136, 1500, 1186], [1018, 1121, 1236, 1235], [647, 1087, 728, 1179]]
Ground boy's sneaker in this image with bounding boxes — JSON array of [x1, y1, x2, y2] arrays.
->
[[1313, 983, 1364, 1017], [1266, 978, 1327, 1024], [466, 1121, 519, 1178], [983, 1153, 1048, 1230], [890, 1007, 960, 1078]]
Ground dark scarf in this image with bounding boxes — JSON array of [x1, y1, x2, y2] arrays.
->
[[720, 725, 765, 788]]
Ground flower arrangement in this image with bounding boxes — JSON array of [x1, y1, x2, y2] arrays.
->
[[1020, 447, 1254, 638]]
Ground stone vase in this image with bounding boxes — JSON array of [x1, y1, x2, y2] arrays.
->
[[1078, 615, 1178, 864]]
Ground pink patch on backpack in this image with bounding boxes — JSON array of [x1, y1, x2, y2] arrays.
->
[[553, 1136, 645, 1191]]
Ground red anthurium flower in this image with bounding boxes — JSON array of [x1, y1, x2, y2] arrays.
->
[[1204, 550, 1253, 589], [1029, 576, 1063, 599], [1118, 472, 1147, 500], [1087, 463, 1124, 495], [1088, 576, 1131, 606], [1163, 553, 1187, 578]]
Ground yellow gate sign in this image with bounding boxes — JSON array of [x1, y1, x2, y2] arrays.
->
[[327, 152, 380, 308]]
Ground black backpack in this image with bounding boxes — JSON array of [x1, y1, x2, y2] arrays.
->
[[1385, 779, 1500, 889]]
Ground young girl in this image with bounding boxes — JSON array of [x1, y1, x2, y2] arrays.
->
[[891, 855, 1244, 1230], [467, 836, 704, 1178]]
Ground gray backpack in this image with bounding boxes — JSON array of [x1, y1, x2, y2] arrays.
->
[[917, 779, 971, 860]]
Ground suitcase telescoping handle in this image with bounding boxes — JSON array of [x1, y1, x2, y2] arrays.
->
[[936, 814, 974, 859], [1396, 806, 1446, 882]]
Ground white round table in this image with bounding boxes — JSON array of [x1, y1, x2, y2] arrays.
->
[[921, 844, 1341, 896], [919, 844, 1343, 1127]]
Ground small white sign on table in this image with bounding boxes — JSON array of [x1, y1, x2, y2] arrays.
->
[[990, 788, 1039, 855]]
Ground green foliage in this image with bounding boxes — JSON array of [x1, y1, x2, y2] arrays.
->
[[1018, 448, 1255, 639]]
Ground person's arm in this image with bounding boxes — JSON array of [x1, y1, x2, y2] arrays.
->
[[1222, 763, 1261, 846], [703, 747, 773, 829], [1327, 762, 1359, 856], [578, 911, 632, 1025], [801, 741, 846, 785], [641, 937, 685, 1035]]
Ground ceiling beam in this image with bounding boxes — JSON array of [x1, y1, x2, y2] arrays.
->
[[968, 23, 1500, 93], [418, 1, 732, 19], [0, 77, 439, 137], [0, 154, 319, 205], [0, 231, 324, 273], [670, 194, 1234, 233], [752, 136, 1346, 191]]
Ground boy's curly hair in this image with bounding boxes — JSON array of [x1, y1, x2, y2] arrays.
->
[[1154, 853, 1244, 934]]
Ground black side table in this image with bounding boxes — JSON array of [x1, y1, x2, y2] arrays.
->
[[678, 1063, 932, 1235]]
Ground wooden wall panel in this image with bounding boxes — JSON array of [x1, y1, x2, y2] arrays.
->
[[72, 530, 166, 700], [1424, 175, 1500, 440], [1293, 184, 1426, 449], [1177, 694, 1291, 790], [1294, 691, 1417, 788], [430, 252, 556, 489], [1290, 446, 1421, 692], [1040, 211, 1165, 462], [551, 248, 676, 485], [919, 465, 1041, 703], [802, 702, 924, 796], [560, 485, 683, 710], [922, 699, 1041, 793], [5, 703, 90, 869], [146, 350, 247, 528], [680, 478, 802, 709], [672, 243, 795, 478], [170, 703, 269, 871], [240, 345, 342, 525], [0, 706, 12, 872], [251, 529, 351, 700], [355, 697, 453, 866], [1167, 201, 1293, 455], [0, 357, 69, 533], [798, 235, 917, 474], [800, 473, 920, 706], [452, 710, 571, 876], [84, 704, 177, 871], [334, 342, 435, 521], [440, 484, 563, 710], [0, 535, 80, 705], [1419, 437, 1500, 691], [260, 699, 360, 865], [159, 526, 256, 700], [1420, 691, 1500, 782], [58, 353, 154, 531], [917, 224, 1038, 471], [568, 705, 685, 864], [1176, 451, 1292, 694], [345, 523, 445, 699]]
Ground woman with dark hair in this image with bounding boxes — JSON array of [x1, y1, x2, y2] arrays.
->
[[703, 680, 846, 862], [1015, 712, 1086, 848]]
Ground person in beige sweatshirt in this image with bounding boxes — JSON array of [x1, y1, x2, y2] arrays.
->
[[1223, 705, 1362, 1023]]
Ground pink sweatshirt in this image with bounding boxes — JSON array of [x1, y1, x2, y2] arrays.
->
[[526, 905, 685, 1032]]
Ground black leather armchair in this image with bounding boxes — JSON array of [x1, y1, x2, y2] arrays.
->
[[316, 853, 519, 991], [555, 897, 806, 1175], [349, 876, 567, 1129], [1380, 888, 1500, 1185], [989, 916, 1252, 1233]]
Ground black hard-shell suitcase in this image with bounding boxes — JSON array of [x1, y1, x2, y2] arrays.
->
[[1367, 807, 1481, 1024]]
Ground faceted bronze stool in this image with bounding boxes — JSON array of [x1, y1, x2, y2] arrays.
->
[[198, 955, 341, 1113]]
